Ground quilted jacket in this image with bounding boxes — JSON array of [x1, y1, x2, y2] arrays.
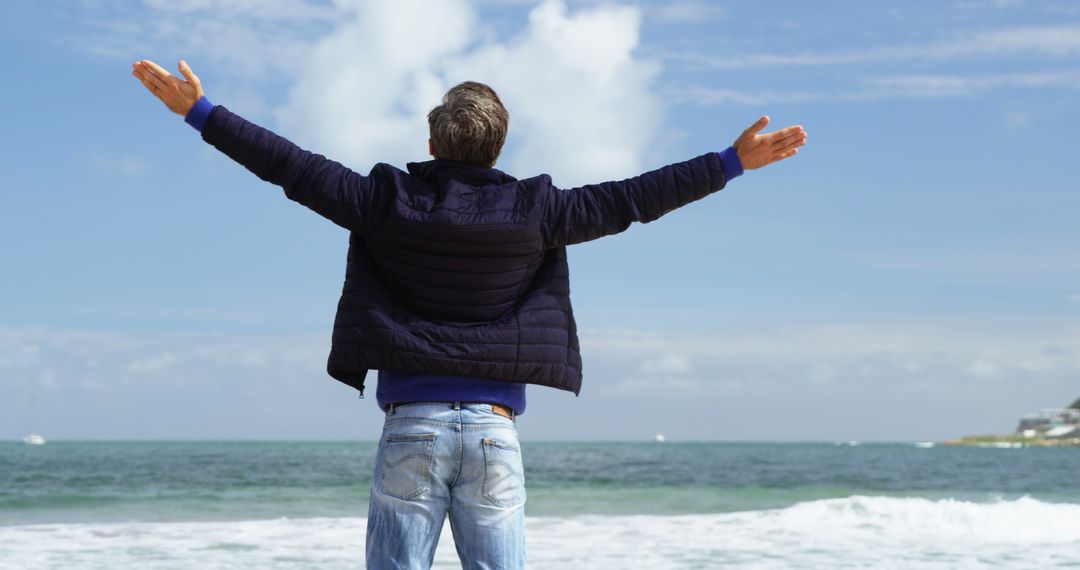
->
[[201, 105, 734, 396]]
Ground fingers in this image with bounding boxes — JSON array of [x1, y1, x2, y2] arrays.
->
[[777, 135, 806, 154], [743, 115, 770, 137], [132, 67, 166, 100], [140, 59, 174, 82], [133, 61, 169, 93], [765, 132, 802, 150], [769, 134, 806, 162], [765, 125, 807, 152], [132, 69, 155, 92], [772, 125, 805, 139], [771, 148, 799, 163], [763, 125, 805, 144], [178, 60, 201, 88], [773, 137, 806, 158]]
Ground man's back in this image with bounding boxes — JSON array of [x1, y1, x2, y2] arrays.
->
[[365, 159, 547, 323]]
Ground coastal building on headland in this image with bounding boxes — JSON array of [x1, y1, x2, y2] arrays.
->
[[1016, 401, 1080, 439], [943, 397, 1079, 447]]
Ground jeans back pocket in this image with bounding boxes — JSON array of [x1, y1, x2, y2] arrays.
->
[[481, 437, 525, 508], [380, 432, 437, 501]]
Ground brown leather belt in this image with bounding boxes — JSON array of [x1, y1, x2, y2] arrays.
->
[[490, 403, 514, 419]]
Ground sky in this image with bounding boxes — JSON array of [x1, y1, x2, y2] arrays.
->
[[2, 0, 1079, 442]]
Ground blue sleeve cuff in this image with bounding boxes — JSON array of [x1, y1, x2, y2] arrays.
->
[[184, 96, 214, 133], [718, 146, 744, 180]]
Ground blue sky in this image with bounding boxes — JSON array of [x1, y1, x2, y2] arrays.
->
[[2, 0, 1079, 441]]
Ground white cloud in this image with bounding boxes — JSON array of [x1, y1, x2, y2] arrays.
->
[[647, 0, 726, 24], [3, 324, 1078, 440], [664, 25, 1080, 70], [640, 353, 691, 374], [126, 351, 179, 373], [276, 0, 663, 186], [972, 24, 1080, 56], [966, 358, 1002, 379], [0, 328, 324, 383], [605, 353, 698, 394], [79, 0, 334, 78], [581, 324, 1080, 388], [272, 0, 474, 175], [670, 70, 1080, 105], [453, 1, 662, 183], [0, 327, 363, 439], [667, 86, 825, 106], [603, 374, 703, 394], [867, 71, 1080, 98], [10, 322, 1077, 407], [1067, 293, 1080, 304], [575, 322, 1080, 437], [140, 0, 334, 20], [194, 344, 268, 368]]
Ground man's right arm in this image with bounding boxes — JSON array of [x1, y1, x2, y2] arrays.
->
[[195, 100, 381, 232], [133, 59, 380, 232]]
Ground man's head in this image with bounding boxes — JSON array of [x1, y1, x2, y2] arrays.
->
[[427, 81, 508, 168]]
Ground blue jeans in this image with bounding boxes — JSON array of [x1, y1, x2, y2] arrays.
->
[[366, 402, 526, 569]]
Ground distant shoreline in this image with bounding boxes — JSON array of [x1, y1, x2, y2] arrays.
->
[[941, 434, 1080, 448]]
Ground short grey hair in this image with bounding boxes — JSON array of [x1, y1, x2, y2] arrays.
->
[[427, 82, 509, 168]]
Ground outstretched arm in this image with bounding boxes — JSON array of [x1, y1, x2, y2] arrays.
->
[[131, 59, 380, 232], [541, 117, 806, 247]]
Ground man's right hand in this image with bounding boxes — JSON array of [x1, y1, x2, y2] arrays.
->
[[132, 59, 204, 117], [732, 116, 807, 170]]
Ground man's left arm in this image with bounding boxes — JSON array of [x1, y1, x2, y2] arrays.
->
[[540, 150, 740, 247], [540, 116, 806, 247]]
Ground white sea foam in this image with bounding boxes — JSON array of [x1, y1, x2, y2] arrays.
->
[[2, 496, 1079, 569]]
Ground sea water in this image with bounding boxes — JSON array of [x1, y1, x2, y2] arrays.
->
[[2, 441, 1078, 569]]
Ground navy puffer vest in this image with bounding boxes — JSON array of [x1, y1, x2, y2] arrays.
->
[[202, 105, 731, 396]]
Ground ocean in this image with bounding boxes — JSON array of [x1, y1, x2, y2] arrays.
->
[[2, 441, 1079, 569]]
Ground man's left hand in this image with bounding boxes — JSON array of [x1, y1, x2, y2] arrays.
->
[[732, 116, 807, 171], [132, 59, 204, 116]]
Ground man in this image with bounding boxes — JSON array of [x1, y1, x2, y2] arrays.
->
[[132, 59, 806, 569]]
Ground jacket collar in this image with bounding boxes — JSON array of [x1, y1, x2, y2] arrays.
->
[[406, 159, 517, 186]]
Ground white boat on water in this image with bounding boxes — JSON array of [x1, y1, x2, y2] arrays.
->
[[23, 433, 46, 445]]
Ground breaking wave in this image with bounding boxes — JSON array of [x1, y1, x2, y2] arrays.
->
[[2, 496, 1078, 569]]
